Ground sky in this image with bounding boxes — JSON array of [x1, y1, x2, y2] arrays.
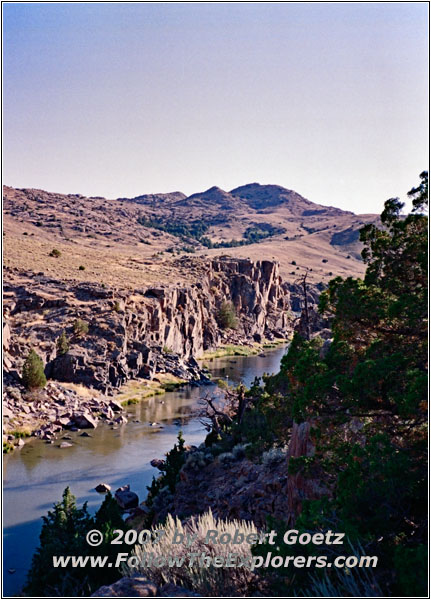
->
[[2, 2, 429, 214]]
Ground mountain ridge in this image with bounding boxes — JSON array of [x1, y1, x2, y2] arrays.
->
[[3, 182, 379, 287]]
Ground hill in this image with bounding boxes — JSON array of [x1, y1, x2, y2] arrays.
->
[[3, 183, 378, 287]]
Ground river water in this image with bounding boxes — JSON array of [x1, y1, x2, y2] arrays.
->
[[3, 345, 288, 596]]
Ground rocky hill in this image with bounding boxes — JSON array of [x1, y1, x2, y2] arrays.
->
[[3, 183, 378, 288]]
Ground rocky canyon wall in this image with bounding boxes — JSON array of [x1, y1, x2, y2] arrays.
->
[[3, 257, 300, 394]]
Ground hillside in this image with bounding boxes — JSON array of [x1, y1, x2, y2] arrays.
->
[[3, 183, 378, 287]]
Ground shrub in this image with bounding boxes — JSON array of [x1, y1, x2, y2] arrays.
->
[[124, 510, 259, 596], [3, 441, 14, 454], [184, 450, 213, 471], [73, 319, 89, 336], [291, 260, 296, 265], [113, 300, 121, 312], [78, 265, 85, 271], [56, 330, 69, 355], [217, 301, 238, 330], [22, 349, 47, 390], [261, 446, 288, 466], [232, 443, 249, 460], [49, 248, 61, 258], [218, 451, 235, 466]]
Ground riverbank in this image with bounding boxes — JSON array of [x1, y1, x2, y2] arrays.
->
[[114, 373, 189, 406], [199, 338, 289, 361], [3, 339, 288, 454]]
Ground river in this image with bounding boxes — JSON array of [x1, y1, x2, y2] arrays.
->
[[3, 345, 288, 596]]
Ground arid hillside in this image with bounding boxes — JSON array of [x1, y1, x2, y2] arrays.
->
[[3, 183, 378, 286]]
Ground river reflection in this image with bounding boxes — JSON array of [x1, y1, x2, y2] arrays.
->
[[3, 345, 288, 596]]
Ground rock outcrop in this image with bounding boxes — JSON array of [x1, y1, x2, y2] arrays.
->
[[3, 257, 295, 395], [140, 420, 327, 530]]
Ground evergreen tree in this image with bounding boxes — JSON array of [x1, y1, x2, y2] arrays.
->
[[217, 301, 238, 329], [22, 349, 47, 390], [25, 488, 128, 596], [24, 487, 94, 596], [253, 173, 428, 596], [56, 330, 69, 355]]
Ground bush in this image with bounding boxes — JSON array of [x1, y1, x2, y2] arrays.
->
[[124, 510, 259, 596], [78, 265, 85, 271], [22, 349, 47, 390], [261, 446, 288, 466], [217, 301, 238, 330], [73, 319, 89, 336], [56, 330, 69, 355], [49, 248, 61, 258], [3, 441, 14, 454]]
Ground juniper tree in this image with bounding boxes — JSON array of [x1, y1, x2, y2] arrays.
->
[[22, 349, 47, 390]]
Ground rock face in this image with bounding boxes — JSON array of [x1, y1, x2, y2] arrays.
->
[[3, 257, 298, 395]]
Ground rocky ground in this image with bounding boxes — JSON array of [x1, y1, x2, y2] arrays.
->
[[130, 422, 327, 533]]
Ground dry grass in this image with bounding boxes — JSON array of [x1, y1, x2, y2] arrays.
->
[[124, 510, 259, 596], [199, 338, 287, 360], [59, 382, 100, 399], [114, 373, 186, 405]]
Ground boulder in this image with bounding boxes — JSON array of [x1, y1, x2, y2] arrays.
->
[[150, 458, 165, 470], [109, 399, 123, 413], [95, 483, 111, 493], [114, 415, 128, 425], [115, 485, 139, 510], [59, 441, 73, 448], [91, 577, 199, 598], [91, 576, 158, 597], [71, 411, 98, 429]]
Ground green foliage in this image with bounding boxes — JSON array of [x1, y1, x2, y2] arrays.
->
[[3, 441, 14, 454], [78, 265, 85, 271], [56, 330, 69, 355], [251, 173, 428, 596], [25, 487, 128, 596], [73, 319, 89, 336], [217, 301, 238, 330], [22, 349, 47, 390], [138, 215, 284, 248], [113, 301, 121, 312], [146, 432, 186, 507], [49, 248, 61, 258], [12, 430, 31, 439]]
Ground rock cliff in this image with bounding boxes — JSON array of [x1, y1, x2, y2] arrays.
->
[[3, 257, 293, 396]]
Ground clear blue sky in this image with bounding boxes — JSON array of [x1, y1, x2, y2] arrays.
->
[[3, 2, 429, 213]]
